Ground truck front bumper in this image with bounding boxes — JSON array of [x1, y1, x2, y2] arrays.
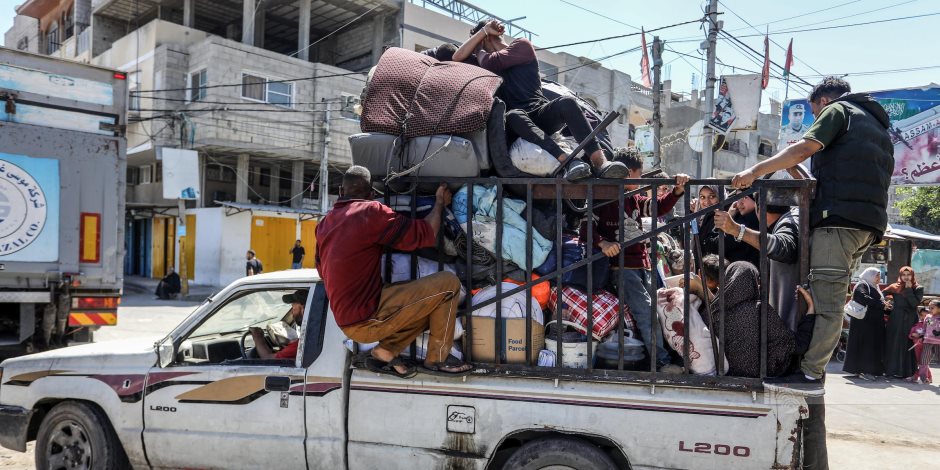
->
[[0, 405, 32, 452]]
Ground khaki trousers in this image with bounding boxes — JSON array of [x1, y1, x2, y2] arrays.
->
[[342, 271, 462, 364], [801, 227, 874, 379]]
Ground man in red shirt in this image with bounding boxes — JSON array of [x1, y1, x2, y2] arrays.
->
[[315, 166, 472, 377]]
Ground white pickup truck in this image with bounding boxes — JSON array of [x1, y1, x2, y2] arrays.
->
[[0, 269, 806, 469]]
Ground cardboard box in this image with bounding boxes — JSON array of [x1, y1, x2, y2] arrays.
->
[[467, 317, 545, 364]]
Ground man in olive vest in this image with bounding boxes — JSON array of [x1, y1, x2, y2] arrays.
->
[[731, 77, 894, 396]]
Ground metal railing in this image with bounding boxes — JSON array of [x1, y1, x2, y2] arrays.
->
[[379, 173, 815, 392]]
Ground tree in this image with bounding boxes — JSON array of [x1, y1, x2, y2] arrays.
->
[[895, 187, 940, 250]]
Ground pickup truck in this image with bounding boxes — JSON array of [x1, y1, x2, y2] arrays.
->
[[0, 268, 807, 469]]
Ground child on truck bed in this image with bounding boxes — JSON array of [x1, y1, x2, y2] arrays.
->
[[581, 148, 689, 373]]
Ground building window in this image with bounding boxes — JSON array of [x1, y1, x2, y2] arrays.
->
[[259, 167, 271, 187], [46, 22, 59, 54], [127, 167, 139, 186], [758, 140, 775, 157], [16, 36, 28, 51], [188, 69, 207, 102], [127, 72, 139, 111], [139, 165, 153, 184], [155, 162, 162, 183], [241, 73, 292, 108], [206, 164, 236, 182]]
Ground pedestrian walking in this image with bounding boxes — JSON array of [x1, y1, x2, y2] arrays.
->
[[842, 268, 889, 380], [884, 266, 924, 379], [246, 250, 263, 276], [732, 77, 894, 396], [290, 240, 306, 269]]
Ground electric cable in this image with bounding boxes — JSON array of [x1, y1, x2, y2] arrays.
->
[[535, 16, 706, 51]]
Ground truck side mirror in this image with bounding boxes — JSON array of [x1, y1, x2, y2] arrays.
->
[[156, 338, 175, 368]]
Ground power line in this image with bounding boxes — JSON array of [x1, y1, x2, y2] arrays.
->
[[557, 0, 640, 31], [289, 4, 383, 58], [800, 64, 940, 78], [536, 16, 705, 51], [718, 30, 813, 88], [131, 71, 365, 95], [717, 0, 862, 35], [544, 46, 643, 79], [718, 1, 826, 78], [728, 11, 940, 38], [764, 0, 920, 34]]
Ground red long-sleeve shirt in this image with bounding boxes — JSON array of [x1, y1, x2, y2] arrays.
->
[[315, 199, 435, 327], [580, 190, 680, 270]]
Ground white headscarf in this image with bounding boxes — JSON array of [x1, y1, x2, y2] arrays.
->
[[859, 267, 884, 299]]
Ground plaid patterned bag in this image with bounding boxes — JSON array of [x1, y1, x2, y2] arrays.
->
[[549, 286, 635, 340]]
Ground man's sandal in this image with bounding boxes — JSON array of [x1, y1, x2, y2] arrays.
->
[[420, 357, 475, 377], [364, 356, 418, 379]]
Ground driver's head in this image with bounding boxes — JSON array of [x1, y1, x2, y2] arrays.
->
[[282, 290, 308, 324]]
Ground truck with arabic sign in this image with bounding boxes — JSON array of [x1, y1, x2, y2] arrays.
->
[[0, 47, 127, 356]]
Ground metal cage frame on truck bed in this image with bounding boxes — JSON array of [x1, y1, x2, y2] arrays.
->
[[373, 170, 816, 392]]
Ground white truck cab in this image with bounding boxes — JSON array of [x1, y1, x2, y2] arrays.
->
[[0, 269, 806, 469]]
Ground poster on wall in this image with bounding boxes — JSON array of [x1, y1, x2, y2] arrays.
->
[[635, 125, 654, 154], [0, 153, 59, 262], [707, 78, 736, 133], [779, 85, 940, 185], [725, 74, 762, 131]]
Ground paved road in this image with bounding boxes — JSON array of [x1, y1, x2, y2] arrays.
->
[[2, 293, 938, 468]]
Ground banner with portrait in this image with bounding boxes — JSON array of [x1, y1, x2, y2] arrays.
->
[[779, 85, 940, 185]]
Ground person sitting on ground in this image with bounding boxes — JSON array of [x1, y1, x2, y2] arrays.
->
[[842, 268, 889, 380], [714, 200, 800, 331], [155, 267, 181, 300], [452, 20, 629, 181], [250, 290, 307, 360], [580, 147, 690, 373], [315, 166, 472, 377], [700, 261, 798, 378]]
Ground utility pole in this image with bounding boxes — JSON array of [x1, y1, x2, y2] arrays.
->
[[319, 102, 331, 214], [700, 0, 720, 178], [651, 36, 664, 167]]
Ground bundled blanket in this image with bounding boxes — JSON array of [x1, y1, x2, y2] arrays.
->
[[361, 47, 502, 138], [452, 185, 552, 270]]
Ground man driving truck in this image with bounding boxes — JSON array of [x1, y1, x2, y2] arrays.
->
[[249, 290, 307, 360]]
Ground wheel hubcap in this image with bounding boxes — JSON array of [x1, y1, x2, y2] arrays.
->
[[47, 420, 92, 470]]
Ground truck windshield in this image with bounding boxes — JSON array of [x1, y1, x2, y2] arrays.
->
[[187, 289, 296, 338]]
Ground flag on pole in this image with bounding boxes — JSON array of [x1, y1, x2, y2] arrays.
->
[[783, 39, 793, 77], [761, 34, 770, 89], [640, 28, 652, 88]]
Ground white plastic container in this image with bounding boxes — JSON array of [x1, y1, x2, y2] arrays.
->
[[544, 321, 599, 369]]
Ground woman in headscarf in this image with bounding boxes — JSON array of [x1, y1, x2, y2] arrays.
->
[[697, 187, 761, 267], [883, 266, 924, 378], [843, 267, 890, 380], [701, 261, 795, 378]]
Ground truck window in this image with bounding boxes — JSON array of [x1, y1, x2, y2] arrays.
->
[[177, 289, 302, 365]]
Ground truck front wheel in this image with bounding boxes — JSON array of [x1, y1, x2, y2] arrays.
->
[[502, 437, 619, 470], [35, 402, 130, 470]]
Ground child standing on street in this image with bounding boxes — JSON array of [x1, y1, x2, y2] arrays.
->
[[912, 300, 940, 384], [581, 148, 690, 373]]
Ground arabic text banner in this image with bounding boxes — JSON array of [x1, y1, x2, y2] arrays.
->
[[779, 86, 940, 185]]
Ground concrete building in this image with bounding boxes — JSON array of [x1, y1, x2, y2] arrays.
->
[[6, 0, 660, 287]]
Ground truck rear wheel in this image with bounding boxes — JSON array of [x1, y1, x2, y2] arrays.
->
[[35, 402, 130, 470], [502, 437, 619, 470]]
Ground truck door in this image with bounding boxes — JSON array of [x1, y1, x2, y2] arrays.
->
[[142, 285, 312, 469]]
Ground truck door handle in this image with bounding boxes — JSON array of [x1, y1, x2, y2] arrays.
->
[[265, 376, 291, 392]]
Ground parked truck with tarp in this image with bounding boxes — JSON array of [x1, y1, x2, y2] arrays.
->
[[0, 47, 127, 356]]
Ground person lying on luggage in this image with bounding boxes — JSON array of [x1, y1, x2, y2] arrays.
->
[[452, 20, 629, 181], [315, 166, 473, 378], [580, 148, 689, 374]]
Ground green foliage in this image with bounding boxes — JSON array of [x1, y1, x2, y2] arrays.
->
[[896, 187, 940, 249]]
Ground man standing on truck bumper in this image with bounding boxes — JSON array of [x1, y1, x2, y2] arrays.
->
[[316, 166, 473, 376], [732, 77, 894, 395]]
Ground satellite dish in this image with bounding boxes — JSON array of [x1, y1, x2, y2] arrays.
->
[[687, 120, 705, 152]]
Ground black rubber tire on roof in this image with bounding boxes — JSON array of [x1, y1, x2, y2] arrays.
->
[[501, 436, 619, 470], [35, 401, 131, 470]]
